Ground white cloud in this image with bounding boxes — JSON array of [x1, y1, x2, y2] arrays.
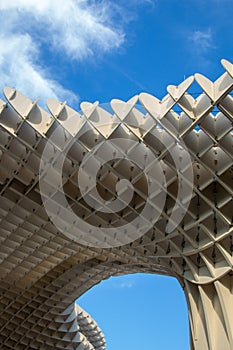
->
[[0, 0, 125, 104], [0, 33, 77, 104], [111, 276, 136, 289], [119, 281, 135, 288], [95, 275, 136, 289], [189, 28, 215, 52]]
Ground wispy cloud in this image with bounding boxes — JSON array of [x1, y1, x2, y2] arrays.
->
[[94, 275, 137, 290], [188, 28, 215, 52], [119, 281, 135, 288], [0, 33, 77, 104], [111, 275, 136, 289], [186, 28, 216, 68], [0, 0, 125, 103]]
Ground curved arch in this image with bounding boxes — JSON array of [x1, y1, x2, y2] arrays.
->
[[0, 60, 233, 349], [78, 273, 190, 350]]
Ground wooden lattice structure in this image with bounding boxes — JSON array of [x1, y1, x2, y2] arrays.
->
[[0, 59, 232, 349]]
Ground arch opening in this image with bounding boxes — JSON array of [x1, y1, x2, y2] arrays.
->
[[78, 273, 190, 350]]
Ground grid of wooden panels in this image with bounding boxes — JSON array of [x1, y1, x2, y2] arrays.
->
[[0, 59, 232, 349]]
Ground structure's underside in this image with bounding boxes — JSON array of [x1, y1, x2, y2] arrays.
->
[[0, 59, 232, 350]]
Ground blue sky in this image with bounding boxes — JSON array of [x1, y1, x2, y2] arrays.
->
[[79, 274, 189, 349], [1, 0, 233, 349], [1, 0, 233, 105]]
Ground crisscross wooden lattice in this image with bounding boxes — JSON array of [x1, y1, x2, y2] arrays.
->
[[0, 59, 232, 349]]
